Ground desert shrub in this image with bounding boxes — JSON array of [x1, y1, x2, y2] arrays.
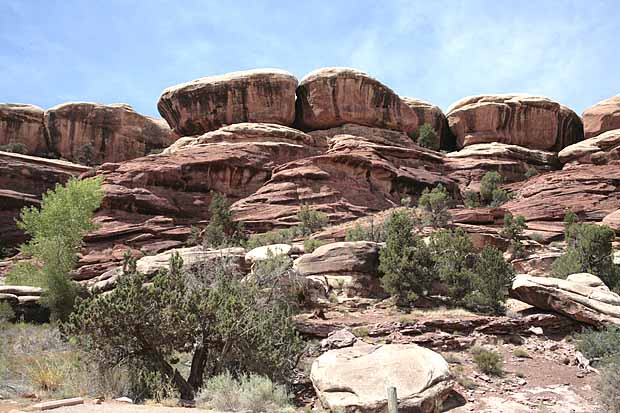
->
[[466, 247, 515, 314], [490, 188, 511, 207], [529, 232, 545, 243], [303, 238, 326, 253], [524, 167, 539, 179], [245, 227, 300, 250], [0, 142, 28, 154], [501, 214, 528, 258], [0, 301, 16, 323], [463, 191, 480, 208], [416, 123, 440, 151], [575, 326, 620, 364], [75, 143, 96, 166], [198, 372, 293, 412], [379, 210, 434, 304], [65, 252, 304, 400], [297, 206, 329, 235], [480, 172, 503, 203], [471, 347, 503, 376], [345, 218, 386, 242], [418, 184, 451, 228], [598, 361, 620, 413], [203, 192, 245, 248], [513, 348, 530, 358], [6, 177, 103, 321], [552, 222, 619, 288], [429, 229, 476, 304]]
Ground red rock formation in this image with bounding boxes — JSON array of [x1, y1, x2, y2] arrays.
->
[[402, 97, 456, 150], [157, 69, 298, 136], [447, 94, 583, 151], [295, 68, 419, 135], [558, 129, 620, 165], [0, 152, 89, 247], [0, 104, 47, 155], [44, 102, 175, 164], [504, 164, 620, 225], [582, 96, 620, 139]]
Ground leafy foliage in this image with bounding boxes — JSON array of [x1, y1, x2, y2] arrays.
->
[[466, 247, 515, 314], [429, 229, 476, 303], [344, 218, 386, 242], [418, 184, 451, 228], [0, 301, 15, 323], [553, 220, 619, 288], [297, 206, 329, 236], [245, 227, 301, 250], [501, 214, 528, 258], [0, 142, 28, 154], [303, 238, 326, 253], [416, 123, 440, 151], [576, 326, 620, 364], [75, 143, 96, 166], [480, 172, 503, 203], [7, 177, 103, 321], [471, 347, 503, 376], [463, 191, 480, 208], [378, 210, 434, 304], [203, 192, 245, 248], [65, 252, 304, 400], [598, 361, 620, 413], [524, 167, 539, 179]]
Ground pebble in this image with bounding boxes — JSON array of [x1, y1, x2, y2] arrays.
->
[[115, 396, 133, 404]]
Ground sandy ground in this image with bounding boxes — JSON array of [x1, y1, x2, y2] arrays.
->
[[0, 401, 219, 413]]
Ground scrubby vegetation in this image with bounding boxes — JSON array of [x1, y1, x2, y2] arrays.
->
[[418, 183, 451, 228], [471, 346, 503, 376], [75, 143, 96, 166], [64, 252, 305, 401], [479, 171, 511, 207], [415, 123, 440, 151], [378, 210, 514, 314], [553, 212, 619, 288], [0, 142, 28, 154], [303, 238, 326, 253], [6, 177, 104, 321], [203, 192, 245, 248], [575, 326, 620, 365], [501, 214, 527, 258], [345, 217, 386, 242], [463, 191, 480, 208], [524, 167, 539, 179]]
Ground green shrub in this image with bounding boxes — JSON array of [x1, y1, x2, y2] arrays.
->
[[575, 326, 620, 364], [418, 184, 451, 228], [524, 167, 539, 179], [416, 123, 440, 151], [429, 229, 476, 303], [203, 192, 245, 248], [6, 177, 103, 321], [598, 361, 620, 413], [0, 301, 15, 323], [552, 221, 619, 288], [297, 206, 329, 235], [463, 191, 480, 208], [490, 188, 511, 207], [0, 142, 28, 154], [466, 247, 515, 314], [303, 238, 326, 253], [513, 348, 530, 358], [198, 372, 293, 412], [245, 227, 300, 250], [471, 347, 503, 376], [501, 214, 527, 258], [65, 252, 304, 400], [345, 218, 386, 242], [480, 172, 503, 203], [379, 210, 434, 305]]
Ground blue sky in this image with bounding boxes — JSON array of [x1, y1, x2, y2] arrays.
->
[[1, 0, 618, 118]]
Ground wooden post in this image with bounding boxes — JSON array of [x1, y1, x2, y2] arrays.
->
[[387, 386, 398, 413]]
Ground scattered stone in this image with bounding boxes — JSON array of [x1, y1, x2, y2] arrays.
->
[[320, 328, 357, 350]]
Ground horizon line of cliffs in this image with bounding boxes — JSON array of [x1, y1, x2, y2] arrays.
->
[[2, 67, 619, 166]]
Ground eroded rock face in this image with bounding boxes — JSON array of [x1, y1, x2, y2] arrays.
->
[[558, 129, 620, 165], [503, 164, 620, 224], [402, 97, 456, 150], [510, 273, 620, 326], [295, 67, 419, 135], [157, 69, 297, 136], [231, 126, 457, 230], [293, 241, 384, 298], [0, 104, 47, 155], [45, 102, 175, 164], [0, 152, 89, 248], [311, 343, 453, 413], [447, 94, 583, 151], [582, 96, 620, 139]]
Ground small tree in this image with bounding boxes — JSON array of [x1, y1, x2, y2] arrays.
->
[[553, 222, 619, 288], [466, 247, 515, 314], [463, 191, 480, 208], [501, 214, 528, 258], [416, 123, 440, 151], [345, 218, 385, 242], [65, 253, 304, 401], [379, 210, 434, 305], [429, 229, 476, 304], [7, 177, 103, 321], [204, 192, 245, 248], [418, 184, 451, 228], [297, 206, 328, 235]]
